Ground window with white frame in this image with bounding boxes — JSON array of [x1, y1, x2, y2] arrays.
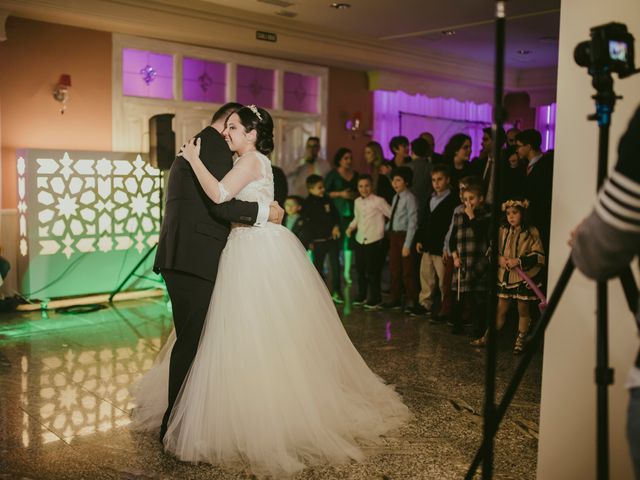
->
[[112, 34, 328, 173]]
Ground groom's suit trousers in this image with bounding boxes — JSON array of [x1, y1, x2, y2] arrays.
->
[[161, 269, 215, 433]]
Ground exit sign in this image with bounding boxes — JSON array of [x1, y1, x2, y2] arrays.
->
[[256, 31, 278, 42]]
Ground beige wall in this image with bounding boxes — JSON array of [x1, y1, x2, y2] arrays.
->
[[327, 68, 373, 174], [538, 1, 640, 478], [0, 17, 112, 210]]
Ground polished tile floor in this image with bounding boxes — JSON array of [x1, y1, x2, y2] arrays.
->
[[0, 294, 541, 479]]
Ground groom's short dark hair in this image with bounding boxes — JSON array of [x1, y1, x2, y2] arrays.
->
[[211, 102, 244, 124]]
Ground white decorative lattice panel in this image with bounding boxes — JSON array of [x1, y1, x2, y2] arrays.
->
[[17, 149, 162, 299]]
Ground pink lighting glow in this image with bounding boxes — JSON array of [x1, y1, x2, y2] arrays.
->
[[183, 57, 226, 103], [283, 72, 319, 114], [122, 49, 173, 99], [373, 91, 494, 160], [535, 103, 557, 151], [236, 65, 275, 108]]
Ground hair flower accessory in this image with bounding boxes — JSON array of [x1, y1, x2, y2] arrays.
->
[[247, 104, 263, 121], [501, 199, 530, 211]]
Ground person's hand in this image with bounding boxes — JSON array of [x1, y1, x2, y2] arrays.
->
[[332, 226, 340, 239], [402, 247, 410, 258], [464, 204, 475, 220], [568, 219, 584, 247], [268, 201, 284, 224], [178, 137, 201, 164], [506, 258, 520, 269], [341, 189, 352, 199], [443, 250, 450, 261], [498, 256, 507, 268], [453, 256, 461, 269], [346, 227, 353, 238], [416, 243, 423, 254]]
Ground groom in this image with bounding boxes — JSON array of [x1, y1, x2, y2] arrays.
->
[[153, 102, 283, 442]]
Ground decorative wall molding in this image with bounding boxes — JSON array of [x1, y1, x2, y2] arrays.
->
[[1, 0, 499, 93], [0, 0, 559, 104]]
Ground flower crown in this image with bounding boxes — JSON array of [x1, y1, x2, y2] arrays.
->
[[247, 104, 263, 121], [501, 199, 530, 211]]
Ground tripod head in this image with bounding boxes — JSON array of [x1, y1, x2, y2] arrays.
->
[[574, 22, 639, 126]]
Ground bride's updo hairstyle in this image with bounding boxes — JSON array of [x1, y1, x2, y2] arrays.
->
[[236, 105, 274, 156]]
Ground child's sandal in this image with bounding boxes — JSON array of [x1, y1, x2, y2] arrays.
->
[[470, 336, 487, 347], [513, 331, 527, 354]]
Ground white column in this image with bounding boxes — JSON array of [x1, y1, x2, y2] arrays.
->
[[538, 1, 640, 479]]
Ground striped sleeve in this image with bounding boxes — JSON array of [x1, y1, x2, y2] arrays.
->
[[594, 170, 640, 233]]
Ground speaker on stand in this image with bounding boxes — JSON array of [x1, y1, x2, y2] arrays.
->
[[109, 113, 175, 303]]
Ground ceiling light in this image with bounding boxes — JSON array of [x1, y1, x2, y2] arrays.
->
[[517, 49, 533, 55], [441, 30, 456, 36], [330, 3, 351, 9]]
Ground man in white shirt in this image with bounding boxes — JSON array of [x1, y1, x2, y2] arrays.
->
[[287, 137, 331, 196]]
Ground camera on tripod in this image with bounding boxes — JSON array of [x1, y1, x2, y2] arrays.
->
[[574, 22, 637, 78]]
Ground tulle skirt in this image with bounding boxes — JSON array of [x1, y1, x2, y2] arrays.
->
[[131, 223, 410, 477]]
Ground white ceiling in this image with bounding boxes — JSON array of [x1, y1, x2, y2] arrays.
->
[[0, 0, 560, 103], [198, 0, 560, 69]]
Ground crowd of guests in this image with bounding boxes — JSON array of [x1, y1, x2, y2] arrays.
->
[[281, 128, 554, 353]]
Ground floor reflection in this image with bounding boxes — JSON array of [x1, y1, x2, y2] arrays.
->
[[0, 296, 542, 479], [1, 298, 172, 449]]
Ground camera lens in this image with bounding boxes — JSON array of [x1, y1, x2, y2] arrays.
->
[[574, 41, 592, 67]]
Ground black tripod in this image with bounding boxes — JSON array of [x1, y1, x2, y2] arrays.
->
[[466, 14, 640, 480]]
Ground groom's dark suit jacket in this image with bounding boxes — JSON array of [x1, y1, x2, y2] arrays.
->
[[153, 126, 259, 281]]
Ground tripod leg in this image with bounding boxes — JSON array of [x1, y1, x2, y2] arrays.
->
[[465, 257, 576, 480], [108, 243, 158, 303]]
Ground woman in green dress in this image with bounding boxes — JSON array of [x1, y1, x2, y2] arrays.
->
[[324, 148, 359, 284]]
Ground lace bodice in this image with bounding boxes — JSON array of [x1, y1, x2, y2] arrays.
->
[[232, 151, 274, 206]]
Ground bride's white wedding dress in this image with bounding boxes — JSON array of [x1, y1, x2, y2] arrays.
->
[[132, 151, 409, 477]]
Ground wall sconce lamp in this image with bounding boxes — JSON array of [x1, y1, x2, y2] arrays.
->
[[344, 111, 361, 135], [53, 74, 72, 114], [344, 111, 372, 140]]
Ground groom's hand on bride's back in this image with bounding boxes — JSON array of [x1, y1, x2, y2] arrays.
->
[[268, 201, 284, 224]]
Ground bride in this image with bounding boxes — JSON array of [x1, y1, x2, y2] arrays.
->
[[132, 105, 410, 477]]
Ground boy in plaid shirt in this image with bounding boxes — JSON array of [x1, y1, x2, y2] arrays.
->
[[449, 181, 492, 335]]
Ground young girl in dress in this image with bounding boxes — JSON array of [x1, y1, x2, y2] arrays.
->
[[470, 198, 545, 353]]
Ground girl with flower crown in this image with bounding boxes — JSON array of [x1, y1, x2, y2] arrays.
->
[[470, 198, 545, 353]]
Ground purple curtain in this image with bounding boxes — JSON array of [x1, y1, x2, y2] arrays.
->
[[373, 90, 498, 160]]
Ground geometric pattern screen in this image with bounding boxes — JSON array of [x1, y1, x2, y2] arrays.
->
[[17, 150, 161, 299]]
